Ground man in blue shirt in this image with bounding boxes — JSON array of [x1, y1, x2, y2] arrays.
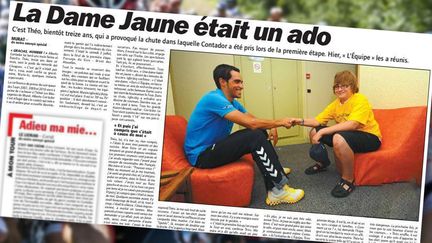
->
[[184, 64, 304, 206]]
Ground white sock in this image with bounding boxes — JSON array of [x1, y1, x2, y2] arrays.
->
[[271, 186, 284, 196]]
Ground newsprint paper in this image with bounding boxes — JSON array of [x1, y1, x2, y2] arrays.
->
[[0, 1, 431, 242]]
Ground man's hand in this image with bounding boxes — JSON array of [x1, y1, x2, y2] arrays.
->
[[281, 118, 292, 129], [268, 128, 278, 146], [290, 118, 302, 126]]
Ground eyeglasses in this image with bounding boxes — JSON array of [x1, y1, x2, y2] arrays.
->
[[333, 84, 349, 90]]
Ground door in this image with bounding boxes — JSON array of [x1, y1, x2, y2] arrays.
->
[[271, 58, 300, 139], [238, 56, 301, 144]]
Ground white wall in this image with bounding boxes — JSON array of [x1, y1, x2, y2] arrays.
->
[[358, 66, 429, 108]]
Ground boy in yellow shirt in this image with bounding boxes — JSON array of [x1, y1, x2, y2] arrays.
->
[[292, 70, 381, 197]]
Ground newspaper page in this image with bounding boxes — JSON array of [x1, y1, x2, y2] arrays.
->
[[0, 1, 431, 242]]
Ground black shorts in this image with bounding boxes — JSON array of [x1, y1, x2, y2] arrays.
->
[[314, 126, 381, 153]]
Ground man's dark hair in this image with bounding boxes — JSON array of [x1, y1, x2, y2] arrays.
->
[[213, 64, 240, 89]]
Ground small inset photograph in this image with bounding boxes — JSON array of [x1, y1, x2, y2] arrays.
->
[[160, 50, 430, 221]]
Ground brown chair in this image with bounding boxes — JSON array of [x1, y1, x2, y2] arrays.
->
[[161, 115, 255, 206], [354, 106, 427, 186]]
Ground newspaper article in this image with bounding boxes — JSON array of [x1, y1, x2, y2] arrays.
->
[[0, 1, 431, 242]]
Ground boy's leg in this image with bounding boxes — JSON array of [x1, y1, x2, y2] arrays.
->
[[333, 134, 355, 182], [333, 131, 381, 182], [331, 131, 381, 197]]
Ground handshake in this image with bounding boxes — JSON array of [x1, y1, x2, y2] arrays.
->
[[281, 118, 304, 129]]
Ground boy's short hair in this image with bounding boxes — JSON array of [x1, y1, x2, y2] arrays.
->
[[333, 70, 359, 93]]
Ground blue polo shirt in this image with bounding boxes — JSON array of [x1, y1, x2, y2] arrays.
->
[[184, 89, 246, 165]]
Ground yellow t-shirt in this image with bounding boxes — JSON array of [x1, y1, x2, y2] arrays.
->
[[315, 93, 382, 138]]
